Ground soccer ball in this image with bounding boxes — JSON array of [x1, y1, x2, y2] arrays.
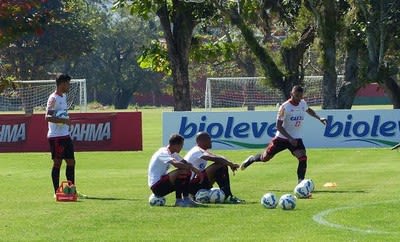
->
[[278, 194, 297, 210], [294, 183, 311, 199], [260, 192, 278, 209], [148, 194, 166, 206], [195, 189, 210, 203], [55, 110, 69, 119], [299, 179, 315, 193], [208, 188, 225, 203]]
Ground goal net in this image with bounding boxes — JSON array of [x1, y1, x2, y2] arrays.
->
[[0, 79, 87, 113], [204, 76, 344, 111]]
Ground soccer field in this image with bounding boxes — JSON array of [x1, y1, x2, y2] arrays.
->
[[0, 108, 399, 241]]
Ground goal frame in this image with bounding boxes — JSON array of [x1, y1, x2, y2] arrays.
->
[[10, 79, 87, 113]]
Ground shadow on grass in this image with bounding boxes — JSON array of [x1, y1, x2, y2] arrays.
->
[[83, 196, 139, 201], [269, 189, 366, 194]]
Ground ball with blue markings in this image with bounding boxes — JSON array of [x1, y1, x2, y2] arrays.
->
[[278, 194, 297, 210], [261, 192, 278, 209], [149, 194, 166, 206], [195, 189, 210, 203], [209, 188, 225, 203]]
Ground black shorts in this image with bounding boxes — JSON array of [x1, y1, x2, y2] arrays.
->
[[189, 170, 212, 195], [150, 175, 174, 197], [266, 137, 306, 157], [48, 136, 75, 160]]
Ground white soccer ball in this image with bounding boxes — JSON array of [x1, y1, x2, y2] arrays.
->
[[278, 194, 297, 210], [294, 183, 311, 199], [195, 189, 210, 203], [260, 192, 278, 209], [55, 110, 69, 119], [149, 194, 166, 206], [299, 179, 315, 193], [208, 188, 225, 203]]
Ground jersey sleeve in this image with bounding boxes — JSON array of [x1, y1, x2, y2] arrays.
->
[[277, 105, 285, 121], [157, 152, 174, 164]]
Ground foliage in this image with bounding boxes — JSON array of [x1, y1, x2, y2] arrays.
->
[[0, 0, 50, 47]]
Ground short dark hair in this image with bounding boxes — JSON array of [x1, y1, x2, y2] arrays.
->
[[56, 74, 71, 86], [292, 85, 304, 93], [195, 131, 210, 143], [169, 134, 184, 145]]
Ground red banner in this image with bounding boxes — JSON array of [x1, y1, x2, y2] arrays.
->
[[0, 112, 142, 152]]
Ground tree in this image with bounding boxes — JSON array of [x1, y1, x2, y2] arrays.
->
[[216, 1, 316, 99], [355, 0, 400, 108], [0, 0, 51, 91], [0, 0, 94, 80], [114, 0, 217, 111]]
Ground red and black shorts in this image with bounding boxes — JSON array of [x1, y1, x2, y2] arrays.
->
[[150, 175, 174, 197], [264, 137, 306, 158], [189, 170, 212, 195], [48, 136, 75, 160]]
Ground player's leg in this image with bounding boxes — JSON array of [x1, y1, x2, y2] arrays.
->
[[63, 137, 75, 184], [206, 163, 244, 203], [150, 174, 176, 204], [189, 170, 211, 196], [240, 137, 286, 170], [290, 139, 307, 183], [168, 169, 191, 200], [49, 138, 63, 193]]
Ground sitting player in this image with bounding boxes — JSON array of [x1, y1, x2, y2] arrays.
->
[[148, 134, 203, 207], [184, 132, 244, 204]]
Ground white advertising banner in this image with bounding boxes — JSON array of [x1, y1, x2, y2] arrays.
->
[[162, 110, 400, 150]]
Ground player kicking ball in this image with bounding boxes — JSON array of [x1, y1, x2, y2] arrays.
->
[[240, 85, 326, 191]]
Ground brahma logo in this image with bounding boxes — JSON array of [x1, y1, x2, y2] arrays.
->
[[70, 122, 111, 142], [0, 124, 26, 142]]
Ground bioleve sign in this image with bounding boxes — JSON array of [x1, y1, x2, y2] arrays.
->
[[163, 110, 399, 149]]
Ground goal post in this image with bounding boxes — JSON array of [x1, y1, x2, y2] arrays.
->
[[0, 79, 87, 113], [204, 76, 344, 111]]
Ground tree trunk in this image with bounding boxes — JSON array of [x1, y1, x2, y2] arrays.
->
[[228, 7, 284, 91], [114, 88, 132, 109], [382, 76, 400, 109], [157, 3, 194, 111], [281, 25, 316, 99], [337, 42, 360, 109], [320, 0, 337, 109]]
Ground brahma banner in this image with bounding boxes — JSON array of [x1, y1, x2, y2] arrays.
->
[[163, 110, 400, 149], [0, 112, 142, 152]]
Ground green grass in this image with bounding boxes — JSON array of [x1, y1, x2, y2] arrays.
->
[[1, 108, 400, 241]]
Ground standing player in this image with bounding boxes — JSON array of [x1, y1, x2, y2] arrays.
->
[[240, 85, 327, 184], [185, 132, 244, 204], [148, 134, 203, 207], [45, 74, 85, 197]]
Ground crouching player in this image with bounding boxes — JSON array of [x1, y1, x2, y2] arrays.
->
[[185, 132, 244, 204], [148, 134, 203, 207]]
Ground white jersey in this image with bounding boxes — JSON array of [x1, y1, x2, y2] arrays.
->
[[148, 147, 183, 187], [184, 146, 209, 173], [46, 91, 70, 138], [275, 99, 309, 139]]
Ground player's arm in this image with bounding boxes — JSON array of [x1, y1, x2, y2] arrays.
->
[[169, 159, 204, 182], [45, 110, 70, 125], [276, 119, 297, 147], [306, 108, 327, 125], [200, 153, 239, 172]]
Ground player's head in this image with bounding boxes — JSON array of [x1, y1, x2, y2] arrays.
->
[[196, 132, 212, 149], [168, 133, 184, 153], [290, 85, 304, 102], [56, 74, 71, 93]]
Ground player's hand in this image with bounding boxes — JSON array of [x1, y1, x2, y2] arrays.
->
[[229, 163, 239, 174], [197, 172, 205, 184], [319, 117, 327, 125]]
